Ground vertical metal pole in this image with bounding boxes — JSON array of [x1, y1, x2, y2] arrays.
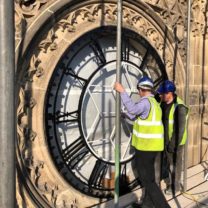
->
[[183, 0, 191, 192], [115, 0, 122, 207], [0, 0, 15, 207]]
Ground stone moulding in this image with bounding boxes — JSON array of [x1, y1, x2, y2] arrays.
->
[[16, 0, 185, 207]]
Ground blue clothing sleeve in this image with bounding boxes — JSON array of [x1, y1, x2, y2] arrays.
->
[[120, 92, 151, 120]]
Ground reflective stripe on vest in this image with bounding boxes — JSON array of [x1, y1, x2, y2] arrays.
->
[[168, 97, 189, 145], [132, 97, 164, 151]]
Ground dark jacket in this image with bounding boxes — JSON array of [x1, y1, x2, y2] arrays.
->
[[160, 95, 188, 153]]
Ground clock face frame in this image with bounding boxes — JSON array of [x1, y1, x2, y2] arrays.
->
[[44, 26, 167, 198]]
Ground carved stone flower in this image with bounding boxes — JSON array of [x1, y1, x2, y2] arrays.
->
[[36, 66, 44, 77]]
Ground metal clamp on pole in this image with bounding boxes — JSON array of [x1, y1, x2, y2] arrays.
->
[[183, 0, 191, 192], [115, 0, 122, 207]]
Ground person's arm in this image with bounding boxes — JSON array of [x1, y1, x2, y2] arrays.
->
[[114, 82, 151, 120], [120, 92, 150, 120], [167, 105, 188, 152], [121, 109, 136, 120]]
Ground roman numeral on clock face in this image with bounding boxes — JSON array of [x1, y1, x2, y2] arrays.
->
[[90, 39, 106, 66], [122, 38, 130, 61], [62, 136, 89, 169], [55, 110, 79, 123], [88, 160, 109, 188], [63, 66, 87, 87]]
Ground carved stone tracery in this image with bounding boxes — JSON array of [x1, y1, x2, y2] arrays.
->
[[144, 0, 207, 62], [16, 1, 186, 207]]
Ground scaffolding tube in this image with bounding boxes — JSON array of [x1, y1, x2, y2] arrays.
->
[[183, 0, 191, 192], [114, 0, 122, 207], [0, 0, 15, 207]]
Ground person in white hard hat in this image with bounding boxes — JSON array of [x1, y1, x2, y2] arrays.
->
[[114, 76, 171, 208]]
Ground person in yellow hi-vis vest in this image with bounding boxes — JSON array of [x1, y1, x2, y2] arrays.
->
[[157, 80, 188, 196], [114, 77, 171, 208]]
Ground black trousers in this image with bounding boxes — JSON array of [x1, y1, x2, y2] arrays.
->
[[163, 147, 183, 194], [135, 149, 171, 208]]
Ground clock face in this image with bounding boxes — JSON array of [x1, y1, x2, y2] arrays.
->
[[45, 26, 166, 198]]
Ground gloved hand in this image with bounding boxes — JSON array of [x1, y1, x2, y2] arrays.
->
[[167, 143, 175, 153]]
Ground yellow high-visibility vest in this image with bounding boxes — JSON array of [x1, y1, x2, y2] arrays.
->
[[168, 97, 188, 145], [132, 97, 164, 151]]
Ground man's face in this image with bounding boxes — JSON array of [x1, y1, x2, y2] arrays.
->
[[138, 88, 147, 97], [161, 92, 174, 103]]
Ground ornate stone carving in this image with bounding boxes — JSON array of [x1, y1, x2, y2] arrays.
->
[[17, 87, 37, 161], [53, 3, 173, 73], [39, 29, 57, 53], [58, 19, 76, 33], [144, 0, 186, 28], [16, 1, 185, 207], [145, 0, 207, 36], [15, 0, 48, 18], [144, 0, 207, 64], [57, 4, 112, 33], [25, 55, 44, 81], [15, 8, 26, 39], [25, 157, 61, 207], [191, 0, 206, 36], [15, 0, 50, 44]]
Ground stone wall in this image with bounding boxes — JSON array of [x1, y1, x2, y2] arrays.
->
[[188, 0, 208, 165]]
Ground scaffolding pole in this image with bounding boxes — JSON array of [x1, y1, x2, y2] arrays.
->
[[115, 0, 122, 207], [0, 0, 15, 207], [183, 0, 191, 192]]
